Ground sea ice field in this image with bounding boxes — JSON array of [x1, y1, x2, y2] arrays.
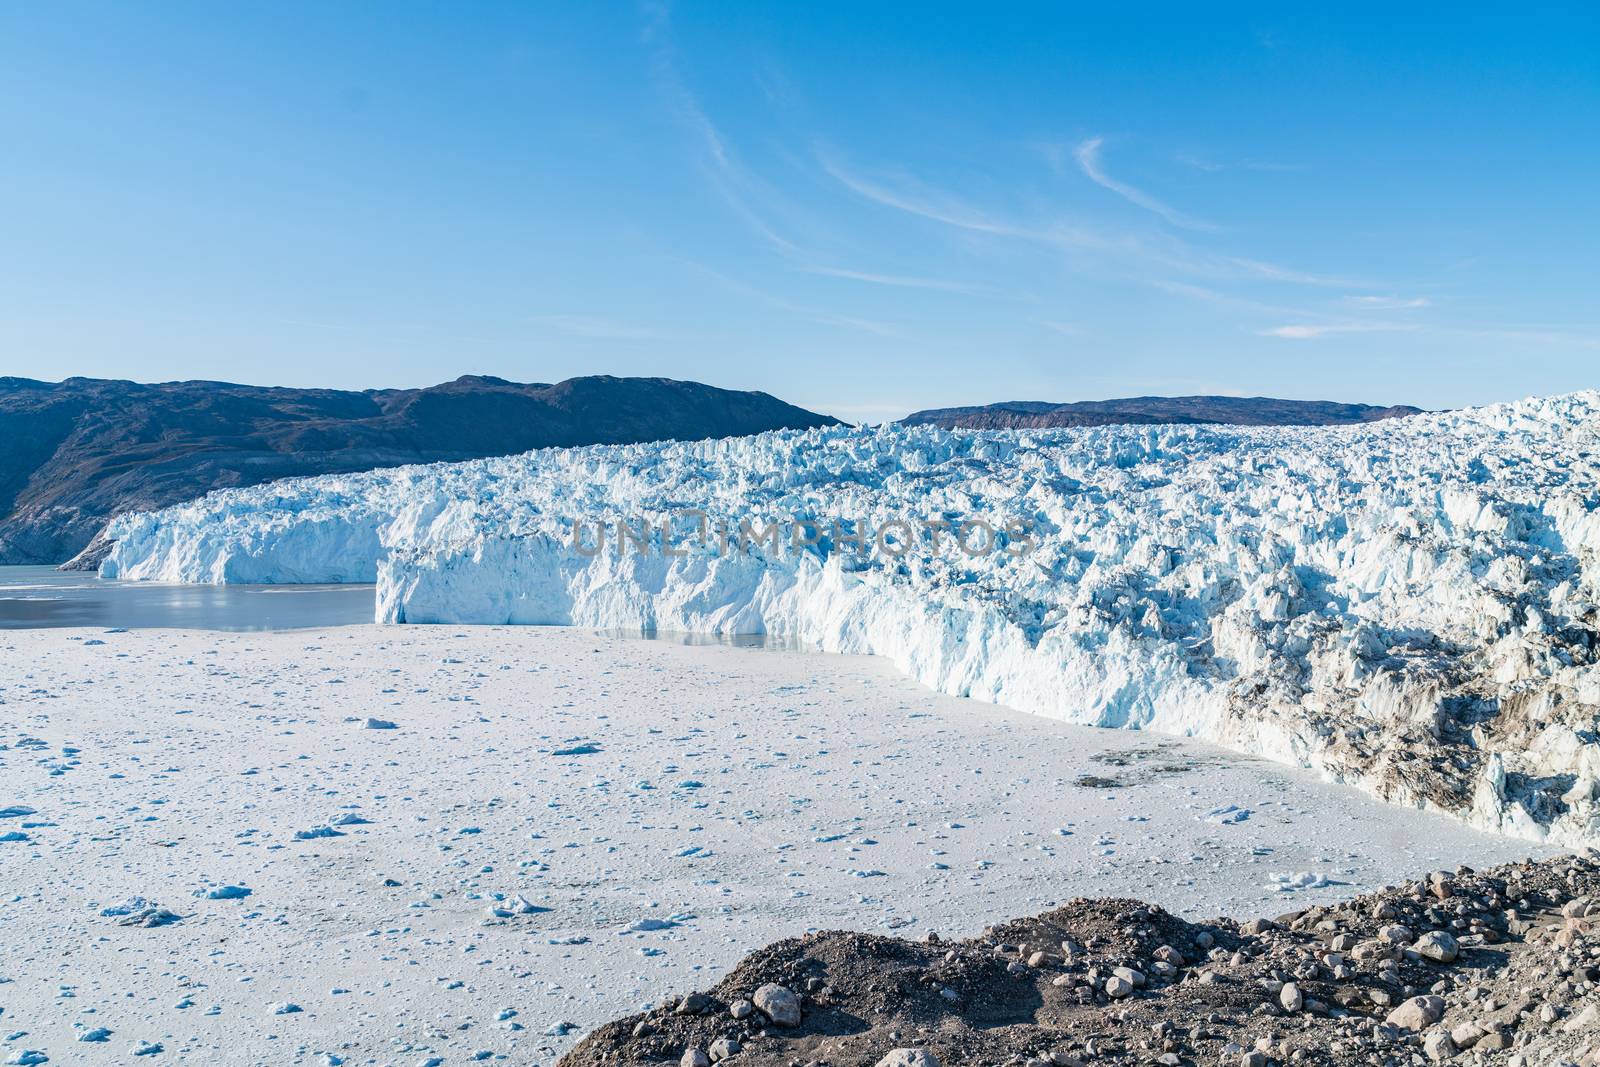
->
[[0, 625, 1551, 1066]]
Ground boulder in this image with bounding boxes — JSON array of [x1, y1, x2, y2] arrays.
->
[[752, 983, 801, 1027], [875, 1051, 940, 1067], [1387, 995, 1446, 1030], [1414, 930, 1459, 963]]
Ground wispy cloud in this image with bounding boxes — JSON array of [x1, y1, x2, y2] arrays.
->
[[1259, 322, 1415, 339], [1264, 316, 1600, 350], [1037, 319, 1083, 336], [1175, 152, 1304, 174], [1220, 256, 1367, 288], [803, 265, 991, 295], [1440, 324, 1600, 351], [823, 150, 1359, 292], [1074, 137, 1219, 232], [1151, 280, 1328, 319], [1345, 294, 1430, 310], [641, 2, 806, 255], [677, 257, 899, 337], [819, 154, 1019, 238]]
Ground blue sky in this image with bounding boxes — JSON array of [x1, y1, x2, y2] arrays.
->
[[2, 3, 1596, 421]]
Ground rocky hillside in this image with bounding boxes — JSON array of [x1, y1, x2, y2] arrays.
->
[[0, 374, 838, 566], [901, 395, 1422, 430], [561, 852, 1600, 1067]]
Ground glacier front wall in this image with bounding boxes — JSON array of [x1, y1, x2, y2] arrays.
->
[[102, 394, 1600, 843]]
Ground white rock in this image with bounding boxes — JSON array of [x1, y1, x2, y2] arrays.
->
[[1387, 995, 1446, 1030], [1414, 930, 1459, 963], [1279, 981, 1303, 1012], [875, 1051, 940, 1067], [752, 983, 801, 1027]]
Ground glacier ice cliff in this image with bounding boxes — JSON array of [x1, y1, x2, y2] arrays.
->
[[101, 392, 1600, 843]]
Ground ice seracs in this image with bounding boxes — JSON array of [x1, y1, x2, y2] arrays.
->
[[100, 392, 1600, 842]]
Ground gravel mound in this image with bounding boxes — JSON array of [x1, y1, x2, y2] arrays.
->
[[561, 853, 1600, 1066]]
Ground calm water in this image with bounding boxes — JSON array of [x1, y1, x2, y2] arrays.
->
[[0, 566, 374, 631], [0, 567, 799, 646]]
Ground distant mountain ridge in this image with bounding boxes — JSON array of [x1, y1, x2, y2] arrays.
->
[[900, 394, 1423, 430], [0, 374, 839, 567]]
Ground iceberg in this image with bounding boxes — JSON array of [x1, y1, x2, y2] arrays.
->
[[101, 392, 1600, 842]]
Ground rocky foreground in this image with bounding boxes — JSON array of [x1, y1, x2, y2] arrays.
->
[[562, 854, 1600, 1067]]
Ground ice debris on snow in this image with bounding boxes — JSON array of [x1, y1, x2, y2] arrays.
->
[[98, 896, 150, 917], [195, 884, 252, 900], [96, 897, 182, 927], [1269, 871, 1334, 892], [293, 825, 346, 841], [484, 893, 548, 919], [100, 392, 1600, 842], [1201, 805, 1253, 825]]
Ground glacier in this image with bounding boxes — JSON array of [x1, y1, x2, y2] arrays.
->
[[101, 392, 1600, 843]]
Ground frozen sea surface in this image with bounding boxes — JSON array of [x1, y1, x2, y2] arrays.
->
[[0, 625, 1549, 1066]]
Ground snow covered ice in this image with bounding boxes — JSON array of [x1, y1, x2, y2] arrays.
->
[[100, 391, 1600, 842], [0, 625, 1548, 1064]]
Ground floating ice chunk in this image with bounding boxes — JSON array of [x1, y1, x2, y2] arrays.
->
[[485, 893, 549, 918], [7, 1053, 48, 1065], [0, 807, 35, 819], [269, 1002, 302, 1015], [551, 743, 600, 756], [1200, 805, 1252, 825], [363, 718, 398, 730], [621, 917, 676, 933], [293, 826, 346, 841], [0, 832, 27, 843], [77, 1029, 112, 1042], [1270, 871, 1332, 890], [115, 905, 183, 928], [98, 897, 146, 917], [195, 885, 252, 900]]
